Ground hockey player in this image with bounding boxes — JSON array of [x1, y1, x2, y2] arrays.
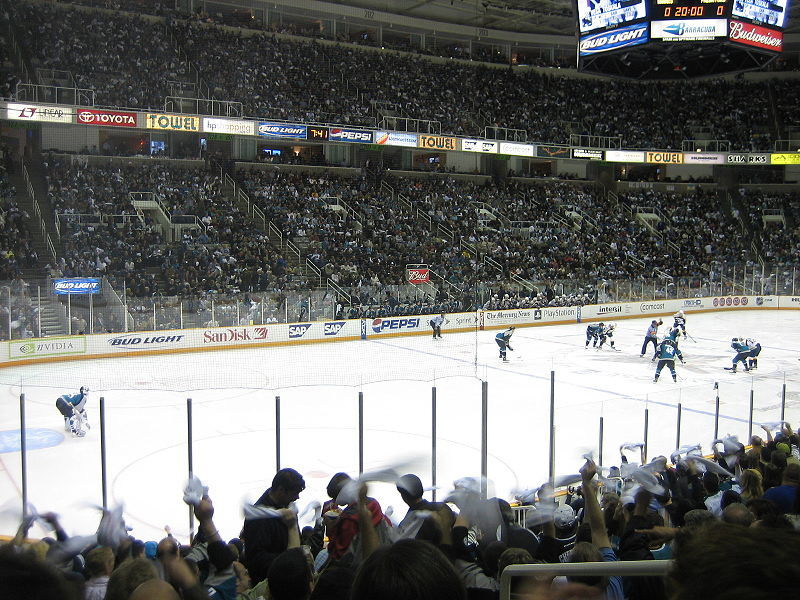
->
[[726, 338, 751, 373], [653, 337, 684, 383], [585, 322, 604, 348], [598, 323, 617, 350], [746, 338, 762, 370], [673, 310, 688, 336], [495, 326, 515, 362], [56, 386, 90, 437], [651, 327, 680, 361], [641, 319, 662, 357], [430, 313, 448, 339]]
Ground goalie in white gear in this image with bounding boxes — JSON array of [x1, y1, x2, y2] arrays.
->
[[55, 386, 90, 437]]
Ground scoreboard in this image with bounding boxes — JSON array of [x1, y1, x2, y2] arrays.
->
[[651, 0, 729, 20], [577, 0, 790, 57]]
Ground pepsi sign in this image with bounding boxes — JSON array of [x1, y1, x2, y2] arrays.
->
[[53, 278, 101, 295], [579, 23, 649, 56], [329, 128, 373, 143], [371, 317, 421, 333]]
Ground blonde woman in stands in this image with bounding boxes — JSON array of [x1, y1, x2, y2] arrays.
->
[[739, 469, 764, 503]]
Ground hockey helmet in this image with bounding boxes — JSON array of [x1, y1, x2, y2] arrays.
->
[[678, 310, 685, 316], [80, 386, 90, 394], [599, 322, 604, 327]]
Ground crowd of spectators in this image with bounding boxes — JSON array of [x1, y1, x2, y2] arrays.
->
[[44, 159, 307, 302], [11, 1, 189, 109], [739, 189, 800, 268], [4, 421, 800, 600], [9, 2, 800, 151], [1, 163, 38, 281], [35, 153, 799, 324]]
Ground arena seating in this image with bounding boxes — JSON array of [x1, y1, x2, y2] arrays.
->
[[10, 1, 800, 150]]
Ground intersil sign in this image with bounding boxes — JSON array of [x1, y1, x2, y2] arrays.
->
[[728, 21, 783, 51], [77, 109, 137, 127], [407, 268, 430, 284]]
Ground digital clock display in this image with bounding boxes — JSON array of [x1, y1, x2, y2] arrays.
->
[[652, 0, 730, 20]]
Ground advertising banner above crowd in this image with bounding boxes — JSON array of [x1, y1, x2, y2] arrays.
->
[[682, 152, 726, 164], [7, 103, 72, 123], [771, 153, 800, 165], [605, 150, 645, 163], [257, 122, 307, 138], [146, 113, 200, 131], [498, 142, 535, 157], [202, 118, 255, 136], [727, 153, 769, 164], [572, 148, 604, 160], [646, 151, 684, 164], [329, 128, 372, 143], [77, 109, 138, 127], [374, 131, 418, 147], [461, 139, 499, 153], [418, 135, 458, 151]]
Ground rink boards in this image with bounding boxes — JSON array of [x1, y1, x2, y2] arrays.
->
[[2, 294, 798, 366]]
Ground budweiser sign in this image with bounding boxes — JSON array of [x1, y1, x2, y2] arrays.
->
[[407, 268, 430, 284], [77, 109, 138, 127], [728, 21, 783, 51]]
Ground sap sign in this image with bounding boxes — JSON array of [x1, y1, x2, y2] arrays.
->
[[579, 23, 649, 56], [288, 324, 312, 339], [53, 278, 101, 295], [372, 317, 421, 333], [324, 321, 346, 336]]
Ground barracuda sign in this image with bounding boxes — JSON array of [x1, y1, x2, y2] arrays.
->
[[579, 23, 649, 55]]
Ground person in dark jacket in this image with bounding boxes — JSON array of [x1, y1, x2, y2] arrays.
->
[[240, 468, 305, 585]]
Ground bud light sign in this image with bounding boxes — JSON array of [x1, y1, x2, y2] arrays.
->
[[53, 278, 101, 295], [372, 317, 421, 334], [579, 23, 649, 55], [258, 122, 308, 138]]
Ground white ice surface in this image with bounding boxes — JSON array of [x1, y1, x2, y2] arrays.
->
[[0, 309, 798, 543]]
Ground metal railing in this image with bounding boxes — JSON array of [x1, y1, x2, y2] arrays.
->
[[569, 133, 623, 149], [681, 139, 731, 152], [23, 165, 57, 260], [15, 82, 95, 106], [500, 561, 671, 600], [164, 96, 243, 117]]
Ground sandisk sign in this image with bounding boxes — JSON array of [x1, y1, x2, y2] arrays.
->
[[77, 109, 137, 127], [407, 268, 430, 284], [579, 23, 649, 56], [329, 128, 372, 143], [728, 21, 783, 51], [53, 278, 101, 295]]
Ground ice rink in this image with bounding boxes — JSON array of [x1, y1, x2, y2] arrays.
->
[[1, 309, 798, 543]]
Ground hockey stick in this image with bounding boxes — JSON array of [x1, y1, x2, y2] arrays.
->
[[684, 331, 697, 343]]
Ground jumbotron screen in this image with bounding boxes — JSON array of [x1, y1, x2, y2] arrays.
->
[[731, 0, 790, 28], [578, 0, 649, 33], [577, 0, 791, 58]]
